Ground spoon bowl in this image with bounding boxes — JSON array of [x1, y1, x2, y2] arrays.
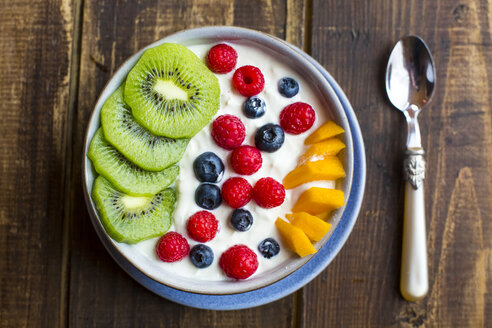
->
[[386, 35, 436, 112]]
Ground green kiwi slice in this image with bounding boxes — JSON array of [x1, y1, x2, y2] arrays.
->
[[92, 176, 176, 244], [101, 85, 190, 171], [124, 43, 220, 138], [88, 128, 179, 196]]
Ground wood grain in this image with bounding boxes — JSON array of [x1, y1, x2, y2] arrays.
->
[[286, 0, 308, 51], [303, 0, 492, 327], [0, 0, 75, 327]]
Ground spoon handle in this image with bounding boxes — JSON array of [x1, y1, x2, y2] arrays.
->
[[400, 149, 428, 301]]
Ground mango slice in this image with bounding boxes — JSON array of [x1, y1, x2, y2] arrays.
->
[[305, 121, 344, 145], [286, 212, 332, 241], [283, 156, 345, 189], [275, 218, 317, 257], [298, 138, 346, 164], [292, 187, 344, 215], [314, 211, 332, 220]]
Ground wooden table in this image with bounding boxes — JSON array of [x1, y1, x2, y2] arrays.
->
[[1, 0, 491, 326]]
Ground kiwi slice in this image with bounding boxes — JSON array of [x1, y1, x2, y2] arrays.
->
[[92, 176, 176, 244], [88, 128, 179, 196], [101, 85, 190, 171], [124, 43, 220, 138]]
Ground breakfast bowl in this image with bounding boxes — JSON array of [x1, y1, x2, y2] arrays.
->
[[83, 26, 366, 309]]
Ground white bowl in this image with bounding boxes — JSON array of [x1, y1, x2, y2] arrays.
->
[[83, 26, 354, 295]]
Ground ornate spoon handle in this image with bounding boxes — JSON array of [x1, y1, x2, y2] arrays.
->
[[400, 148, 428, 301]]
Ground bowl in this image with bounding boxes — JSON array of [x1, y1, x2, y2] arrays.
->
[[83, 26, 365, 306]]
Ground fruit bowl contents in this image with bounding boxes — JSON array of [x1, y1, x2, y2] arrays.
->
[[87, 40, 348, 288]]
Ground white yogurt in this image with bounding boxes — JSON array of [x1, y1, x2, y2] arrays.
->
[[115, 42, 335, 281]]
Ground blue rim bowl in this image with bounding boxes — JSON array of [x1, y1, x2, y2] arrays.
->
[[82, 26, 366, 308]]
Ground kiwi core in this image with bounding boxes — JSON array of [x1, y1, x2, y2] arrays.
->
[[122, 195, 151, 209], [153, 80, 188, 101]]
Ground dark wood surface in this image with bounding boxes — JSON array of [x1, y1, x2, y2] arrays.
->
[[1, 0, 491, 327]]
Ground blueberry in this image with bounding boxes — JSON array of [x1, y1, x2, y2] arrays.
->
[[278, 77, 299, 98], [255, 124, 285, 152], [258, 238, 280, 259], [193, 152, 224, 183], [195, 183, 222, 210], [230, 209, 253, 231], [189, 244, 214, 268], [243, 96, 266, 118]]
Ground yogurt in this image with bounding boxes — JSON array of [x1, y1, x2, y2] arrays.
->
[[115, 42, 335, 282]]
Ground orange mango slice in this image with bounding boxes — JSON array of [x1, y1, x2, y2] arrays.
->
[[314, 211, 332, 221], [283, 156, 345, 189], [286, 212, 332, 241], [275, 218, 316, 257], [298, 138, 346, 164], [305, 121, 344, 145], [292, 187, 344, 215]]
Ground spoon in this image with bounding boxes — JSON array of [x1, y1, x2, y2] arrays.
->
[[385, 35, 435, 301]]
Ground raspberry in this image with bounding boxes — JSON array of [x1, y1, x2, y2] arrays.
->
[[212, 115, 246, 150], [233, 65, 265, 97], [219, 245, 258, 279], [253, 177, 285, 208], [206, 44, 237, 74], [187, 211, 219, 242], [279, 102, 316, 134], [231, 145, 262, 175], [156, 232, 190, 262], [221, 177, 252, 208]]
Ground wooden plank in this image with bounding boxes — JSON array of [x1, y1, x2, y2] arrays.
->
[[303, 0, 492, 327], [286, 0, 308, 51], [67, 0, 304, 326], [233, 0, 286, 37], [0, 0, 75, 327]]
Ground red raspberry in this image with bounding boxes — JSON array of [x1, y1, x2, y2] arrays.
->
[[156, 232, 190, 262], [231, 145, 262, 175], [253, 177, 285, 208], [219, 245, 258, 279], [212, 115, 246, 150], [187, 211, 219, 242], [233, 65, 265, 97], [279, 102, 316, 134], [221, 177, 252, 208], [206, 44, 237, 74]]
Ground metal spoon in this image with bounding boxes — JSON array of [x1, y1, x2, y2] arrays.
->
[[385, 35, 435, 301]]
